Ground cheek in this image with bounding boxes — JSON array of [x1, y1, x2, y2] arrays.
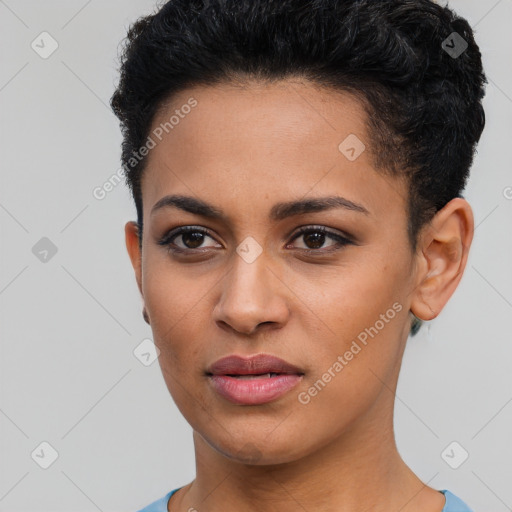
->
[[305, 254, 408, 339], [297, 257, 410, 393], [294, 297, 408, 443], [144, 268, 213, 420], [141, 258, 209, 366]]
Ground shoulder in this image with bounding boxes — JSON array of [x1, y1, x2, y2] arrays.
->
[[136, 487, 474, 512], [134, 488, 181, 512], [440, 489, 474, 512]]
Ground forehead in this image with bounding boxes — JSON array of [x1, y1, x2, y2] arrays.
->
[[149, 79, 368, 164], [141, 79, 407, 222]]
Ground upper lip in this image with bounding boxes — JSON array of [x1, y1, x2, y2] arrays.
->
[[207, 354, 304, 376]]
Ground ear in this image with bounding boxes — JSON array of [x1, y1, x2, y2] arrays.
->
[[125, 221, 143, 298], [410, 198, 474, 321]]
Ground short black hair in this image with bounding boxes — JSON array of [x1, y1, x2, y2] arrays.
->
[[110, 0, 487, 336]]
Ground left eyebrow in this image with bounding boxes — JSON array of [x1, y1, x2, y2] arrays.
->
[[150, 194, 371, 220]]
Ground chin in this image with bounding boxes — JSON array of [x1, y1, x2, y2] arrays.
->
[[202, 429, 311, 466]]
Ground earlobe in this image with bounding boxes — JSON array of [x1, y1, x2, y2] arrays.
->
[[125, 221, 144, 297], [410, 198, 474, 322]]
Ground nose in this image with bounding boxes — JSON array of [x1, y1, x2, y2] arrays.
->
[[213, 251, 291, 336]]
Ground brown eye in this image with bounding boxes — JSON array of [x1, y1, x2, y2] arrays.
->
[[158, 226, 221, 251], [288, 226, 353, 252], [177, 230, 209, 249], [299, 231, 331, 249]]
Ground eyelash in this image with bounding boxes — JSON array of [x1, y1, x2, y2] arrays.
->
[[157, 225, 354, 256]]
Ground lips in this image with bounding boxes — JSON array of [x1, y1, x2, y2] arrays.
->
[[206, 353, 304, 377], [206, 354, 304, 405]]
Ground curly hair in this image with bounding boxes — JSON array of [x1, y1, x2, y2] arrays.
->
[[110, 0, 487, 336]]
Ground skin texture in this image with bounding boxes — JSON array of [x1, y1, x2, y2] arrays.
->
[[125, 79, 474, 512]]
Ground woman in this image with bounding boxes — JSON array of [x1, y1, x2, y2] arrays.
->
[[110, 0, 487, 510]]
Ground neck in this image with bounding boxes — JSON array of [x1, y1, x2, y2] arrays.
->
[[174, 391, 443, 512]]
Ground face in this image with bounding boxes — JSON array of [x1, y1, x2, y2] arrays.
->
[[126, 79, 421, 465]]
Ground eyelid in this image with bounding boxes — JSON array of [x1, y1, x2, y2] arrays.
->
[[288, 224, 355, 244], [157, 225, 218, 247]]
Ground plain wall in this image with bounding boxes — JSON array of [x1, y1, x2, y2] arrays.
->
[[0, 1, 511, 511]]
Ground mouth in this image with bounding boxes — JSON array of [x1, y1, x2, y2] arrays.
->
[[206, 353, 304, 376], [206, 354, 304, 405], [222, 372, 283, 379]]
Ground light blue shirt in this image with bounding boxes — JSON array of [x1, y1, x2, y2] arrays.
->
[[135, 487, 474, 511]]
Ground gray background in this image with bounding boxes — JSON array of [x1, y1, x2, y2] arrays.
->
[[0, 1, 511, 511]]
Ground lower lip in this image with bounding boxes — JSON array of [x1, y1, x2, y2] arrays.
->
[[208, 374, 303, 405]]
